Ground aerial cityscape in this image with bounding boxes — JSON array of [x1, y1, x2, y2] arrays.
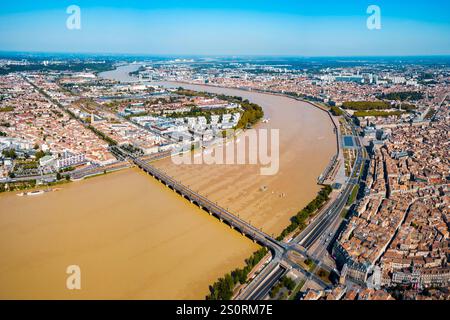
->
[[0, 1, 449, 304]]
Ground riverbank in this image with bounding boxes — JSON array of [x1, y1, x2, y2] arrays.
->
[[0, 178, 71, 194]]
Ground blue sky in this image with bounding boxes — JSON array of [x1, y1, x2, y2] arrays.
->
[[0, 0, 449, 56]]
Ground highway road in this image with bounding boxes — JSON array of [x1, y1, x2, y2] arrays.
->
[[296, 158, 362, 250], [291, 121, 363, 253], [0, 173, 56, 183]]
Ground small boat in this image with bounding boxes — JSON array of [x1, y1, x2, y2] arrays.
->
[[27, 190, 44, 196], [17, 190, 44, 196]]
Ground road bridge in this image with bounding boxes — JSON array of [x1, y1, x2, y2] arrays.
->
[[132, 156, 286, 258]]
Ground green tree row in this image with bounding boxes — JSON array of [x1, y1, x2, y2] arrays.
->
[[174, 88, 264, 129], [269, 276, 296, 299], [206, 247, 268, 300], [236, 100, 264, 129], [0, 106, 14, 112], [378, 91, 423, 101], [330, 106, 343, 116], [2, 148, 16, 159], [277, 185, 333, 241], [347, 184, 360, 206], [87, 125, 117, 146]]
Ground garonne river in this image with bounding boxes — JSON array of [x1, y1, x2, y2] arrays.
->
[[0, 66, 335, 299]]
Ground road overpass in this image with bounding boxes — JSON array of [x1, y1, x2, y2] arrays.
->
[[243, 263, 288, 300]]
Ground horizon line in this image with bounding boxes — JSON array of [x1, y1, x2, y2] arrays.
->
[[1, 50, 450, 60]]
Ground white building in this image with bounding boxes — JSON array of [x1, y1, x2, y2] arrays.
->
[[210, 115, 220, 125], [197, 116, 207, 127], [39, 155, 56, 167], [56, 152, 86, 169], [186, 117, 197, 128], [221, 114, 232, 123]]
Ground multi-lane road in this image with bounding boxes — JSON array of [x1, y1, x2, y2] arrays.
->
[[238, 113, 365, 300], [295, 130, 364, 251]]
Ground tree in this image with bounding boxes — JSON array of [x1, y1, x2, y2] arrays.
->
[[34, 150, 46, 160], [2, 148, 16, 159], [206, 248, 268, 300], [330, 106, 343, 116], [281, 276, 296, 291]]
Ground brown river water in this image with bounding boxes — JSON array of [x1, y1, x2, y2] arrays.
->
[[0, 74, 335, 299], [153, 82, 336, 236], [0, 169, 259, 299]]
